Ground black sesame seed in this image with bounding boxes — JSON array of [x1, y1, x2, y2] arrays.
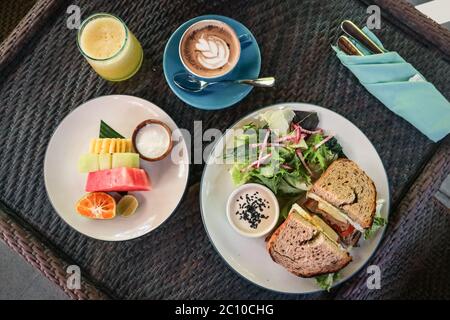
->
[[234, 191, 270, 229]]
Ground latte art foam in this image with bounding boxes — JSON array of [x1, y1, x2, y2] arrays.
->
[[195, 35, 230, 70], [180, 21, 240, 78]]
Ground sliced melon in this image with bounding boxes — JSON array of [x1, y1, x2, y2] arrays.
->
[[85, 167, 151, 192], [78, 154, 99, 173], [112, 153, 140, 168], [98, 153, 112, 170]]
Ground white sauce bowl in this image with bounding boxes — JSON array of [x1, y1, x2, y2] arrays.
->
[[226, 183, 280, 238]]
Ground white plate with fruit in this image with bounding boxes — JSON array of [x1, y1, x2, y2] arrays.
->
[[44, 95, 189, 241]]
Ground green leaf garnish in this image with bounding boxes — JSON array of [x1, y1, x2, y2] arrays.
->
[[364, 200, 387, 239], [325, 137, 346, 158], [279, 197, 299, 220], [99, 120, 125, 139], [242, 122, 257, 132], [364, 215, 387, 239], [303, 134, 337, 173], [315, 273, 340, 292]]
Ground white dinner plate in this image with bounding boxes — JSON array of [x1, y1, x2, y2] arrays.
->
[[44, 95, 189, 241], [200, 103, 390, 293]]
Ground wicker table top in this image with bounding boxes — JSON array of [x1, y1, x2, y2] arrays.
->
[[0, 0, 449, 299]]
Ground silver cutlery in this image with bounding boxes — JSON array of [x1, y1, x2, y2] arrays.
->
[[341, 20, 385, 54], [173, 73, 275, 92], [337, 35, 364, 56]]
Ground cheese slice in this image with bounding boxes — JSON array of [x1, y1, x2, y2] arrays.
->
[[306, 193, 365, 232], [291, 204, 340, 244]]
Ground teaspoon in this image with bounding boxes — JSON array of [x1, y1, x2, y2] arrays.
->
[[173, 73, 275, 92]]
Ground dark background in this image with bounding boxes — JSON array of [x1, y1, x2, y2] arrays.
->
[[0, 0, 449, 299]]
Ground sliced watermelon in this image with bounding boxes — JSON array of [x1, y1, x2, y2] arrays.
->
[[85, 167, 151, 192]]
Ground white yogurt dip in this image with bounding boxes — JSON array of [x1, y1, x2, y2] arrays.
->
[[226, 183, 279, 238], [135, 123, 171, 159]]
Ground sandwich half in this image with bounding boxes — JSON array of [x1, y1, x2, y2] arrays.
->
[[267, 204, 351, 277], [305, 159, 377, 246]]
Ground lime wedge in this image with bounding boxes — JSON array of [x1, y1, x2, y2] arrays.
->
[[117, 195, 138, 217]]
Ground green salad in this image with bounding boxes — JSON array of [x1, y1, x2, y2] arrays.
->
[[224, 108, 345, 197]]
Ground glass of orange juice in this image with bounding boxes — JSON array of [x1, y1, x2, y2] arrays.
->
[[77, 13, 143, 81]]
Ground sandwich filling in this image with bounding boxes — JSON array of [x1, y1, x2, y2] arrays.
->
[[306, 192, 365, 232], [290, 204, 341, 247], [302, 197, 361, 247]]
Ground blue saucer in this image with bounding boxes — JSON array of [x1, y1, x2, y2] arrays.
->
[[163, 15, 261, 110]]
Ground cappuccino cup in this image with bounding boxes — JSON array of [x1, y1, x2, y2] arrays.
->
[[179, 19, 249, 79]]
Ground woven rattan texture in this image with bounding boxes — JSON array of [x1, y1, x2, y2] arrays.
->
[[0, 0, 36, 41], [0, 0, 449, 299], [0, 0, 63, 70]]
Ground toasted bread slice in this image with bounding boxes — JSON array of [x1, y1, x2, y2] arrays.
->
[[267, 206, 351, 278], [308, 159, 377, 229]]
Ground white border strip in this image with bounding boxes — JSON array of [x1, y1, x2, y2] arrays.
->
[[416, 0, 450, 24]]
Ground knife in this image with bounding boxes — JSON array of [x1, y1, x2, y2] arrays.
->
[[341, 20, 384, 54], [337, 35, 364, 56]]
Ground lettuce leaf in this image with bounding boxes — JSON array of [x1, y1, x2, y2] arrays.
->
[[303, 134, 337, 173], [364, 216, 387, 239], [250, 172, 282, 194], [224, 144, 258, 163], [364, 200, 387, 239], [325, 137, 346, 158], [279, 197, 300, 220], [259, 109, 295, 134], [315, 273, 340, 292], [278, 178, 304, 195], [230, 164, 251, 186], [242, 122, 257, 132]]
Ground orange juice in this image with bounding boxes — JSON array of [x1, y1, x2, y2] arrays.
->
[[77, 14, 143, 81]]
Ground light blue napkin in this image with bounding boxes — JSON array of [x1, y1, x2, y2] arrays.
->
[[334, 28, 450, 142]]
